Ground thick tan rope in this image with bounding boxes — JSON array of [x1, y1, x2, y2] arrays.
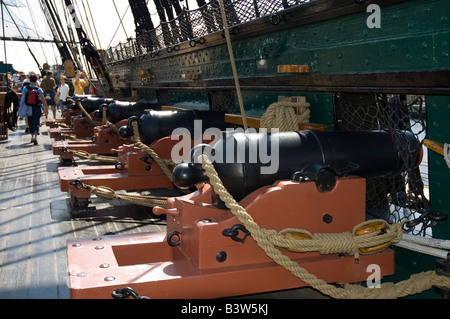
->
[[218, 0, 248, 131], [102, 107, 118, 132], [275, 222, 403, 261], [77, 100, 102, 126], [85, 184, 168, 208], [198, 154, 450, 298], [131, 121, 174, 182], [260, 101, 311, 132], [102, 107, 132, 143]]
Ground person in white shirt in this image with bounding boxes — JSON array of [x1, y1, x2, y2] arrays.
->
[[57, 76, 70, 116]]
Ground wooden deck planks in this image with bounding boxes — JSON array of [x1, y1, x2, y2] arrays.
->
[[0, 123, 67, 298], [0, 118, 167, 299], [0, 116, 327, 300]]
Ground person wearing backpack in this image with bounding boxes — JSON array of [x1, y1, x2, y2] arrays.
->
[[21, 74, 48, 145]]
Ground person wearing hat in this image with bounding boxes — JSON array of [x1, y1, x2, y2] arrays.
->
[[40, 70, 57, 119]]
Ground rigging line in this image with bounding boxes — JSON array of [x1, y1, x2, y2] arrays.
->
[[112, 0, 128, 39], [2, 2, 42, 71], [71, 0, 96, 78], [107, 4, 130, 49], [64, 1, 95, 80], [47, 0, 63, 65], [218, 0, 248, 131], [28, 0, 49, 63], [39, 0, 67, 65], [49, 0, 84, 71], [60, 0, 77, 44], [47, 0, 69, 64], [73, 0, 93, 47], [1, 1, 7, 67], [60, 0, 83, 69], [85, 0, 101, 49], [44, 0, 71, 64], [79, 0, 97, 48]]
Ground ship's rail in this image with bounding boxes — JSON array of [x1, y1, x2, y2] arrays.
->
[[104, 0, 310, 62]]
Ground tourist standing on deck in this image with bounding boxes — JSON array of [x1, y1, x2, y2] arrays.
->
[[57, 76, 70, 116], [35, 74, 42, 87], [41, 70, 57, 119], [72, 70, 88, 95], [21, 74, 48, 145], [18, 78, 30, 133], [3, 72, 12, 91], [15, 73, 26, 92]]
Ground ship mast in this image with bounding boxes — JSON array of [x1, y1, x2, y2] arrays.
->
[[63, 0, 114, 96], [39, 0, 81, 74], [0, 1, 44, 73]]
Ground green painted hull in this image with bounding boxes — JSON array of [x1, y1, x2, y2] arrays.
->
[[105, 0, 450, 298]]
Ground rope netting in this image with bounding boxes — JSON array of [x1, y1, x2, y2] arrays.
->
[[105, 0, 310, 61], [334, 93, 437, 236]]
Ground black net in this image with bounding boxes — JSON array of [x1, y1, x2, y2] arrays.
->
[[106, 0, 310, 61], [334, 92, 440, 235]]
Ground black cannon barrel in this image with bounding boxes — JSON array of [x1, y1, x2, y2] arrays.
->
[[172, 130, 421, 202], [68, 96, 115, 113], [80, 97, 115, 113], [118, 109, 227, 145], [104, 101, 162, 123]]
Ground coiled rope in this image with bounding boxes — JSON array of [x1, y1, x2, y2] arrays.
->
[[198, 153, 450, 298], [260, 100, 311, 132]]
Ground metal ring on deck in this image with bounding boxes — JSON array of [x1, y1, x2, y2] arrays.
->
[[167, 231, 181, 246]]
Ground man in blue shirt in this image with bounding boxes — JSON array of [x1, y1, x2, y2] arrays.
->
[[21, 74, 48, 145]]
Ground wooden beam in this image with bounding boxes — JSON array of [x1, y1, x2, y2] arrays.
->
[[224, 114, 262, 128], [161, 106, 328, 131], [138, 70, 450, 95]]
